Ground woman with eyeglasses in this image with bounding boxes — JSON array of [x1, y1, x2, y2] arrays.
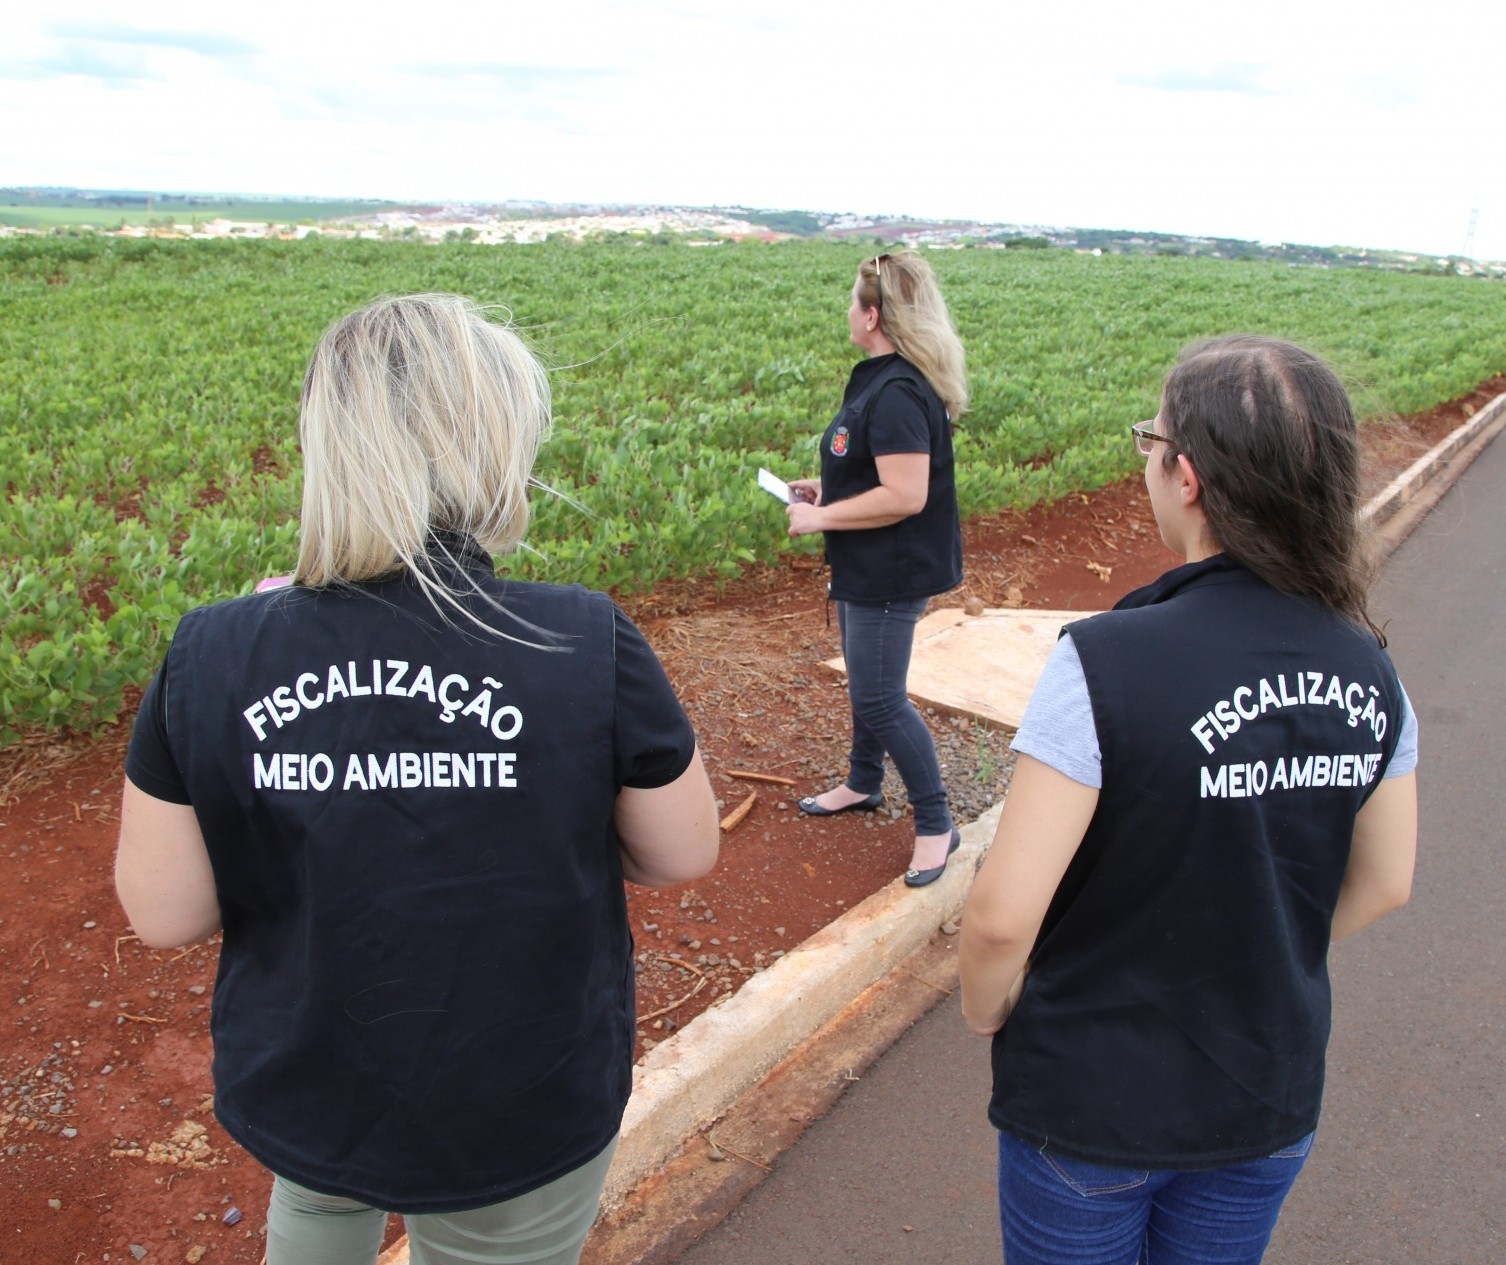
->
[[115, 294, 720, 1265], [960, 336, 1419, 1265], [785, 251, 968, 887]]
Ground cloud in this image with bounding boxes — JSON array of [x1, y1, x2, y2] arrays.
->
[[264, 61, 618, 133], [400, 62, 619, 90], [1, 22, 261, 86], [1120, 62, 1284, 96], [0, 61, 59, 82], [12, 45, 162, 85], [1351, 73, 1418, 110], [46, 22, 260, 58]]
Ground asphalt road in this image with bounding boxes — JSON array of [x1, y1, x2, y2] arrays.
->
[[675, 431, 1506, 1265]]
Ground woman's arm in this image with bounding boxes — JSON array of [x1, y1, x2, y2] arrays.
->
[[1331, 771, 1417, 941], [616, 745, 720, 886], [115, 780, 222, 949], [787, 452, 928, 536], [960, 755, 1099, 1035]]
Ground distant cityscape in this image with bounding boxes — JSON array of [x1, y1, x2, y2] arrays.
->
[[2, 187, 1500, 279]]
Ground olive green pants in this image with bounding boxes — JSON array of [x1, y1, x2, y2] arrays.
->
[[264, 1136, 618, 1265]]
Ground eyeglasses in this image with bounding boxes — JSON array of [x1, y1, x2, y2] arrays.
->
[[1132, 421, 1174, 456]]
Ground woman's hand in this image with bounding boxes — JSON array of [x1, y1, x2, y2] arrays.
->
[[959, 755, 1097, 1035], [787, 478, 821, 506], [965, 967, 1028, 1037], [787, 501, 825, 537]]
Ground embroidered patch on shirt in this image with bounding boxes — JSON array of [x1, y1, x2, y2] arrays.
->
[[831, 426, 850, 456]]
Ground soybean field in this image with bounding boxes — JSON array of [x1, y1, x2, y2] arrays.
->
[[3, 234, 1504, 743]]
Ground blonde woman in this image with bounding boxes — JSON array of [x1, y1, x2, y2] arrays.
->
[[787, 251, 968, 886], [116, 295, 719, 1265]]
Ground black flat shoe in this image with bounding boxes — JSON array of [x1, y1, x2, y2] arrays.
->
[[904, 827, 961, 888], [797, 789, 884, 817]]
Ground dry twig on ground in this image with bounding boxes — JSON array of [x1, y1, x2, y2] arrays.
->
[[720, 790, 757, 832]]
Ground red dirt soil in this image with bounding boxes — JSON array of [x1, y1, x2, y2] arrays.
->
[[1, 379, 1498, 1263]]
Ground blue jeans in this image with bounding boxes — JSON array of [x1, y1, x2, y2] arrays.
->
[[997, 1130, 1314, 1265], [837, 597, 952, 836]]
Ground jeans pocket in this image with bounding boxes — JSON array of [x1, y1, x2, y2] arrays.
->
[[1040, 1151, 1152, 1197], [1269, 1132, 1316, 1161]]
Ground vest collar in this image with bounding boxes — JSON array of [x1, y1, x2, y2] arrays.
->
[[844, 352, 922, 407], [424, 530, 497, 582], [852, 351, 901, 380], [1112, 553, 1246, 612]]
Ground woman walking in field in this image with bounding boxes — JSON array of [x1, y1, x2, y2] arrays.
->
[[961, 336, 1419, 1264], [786, 250, 967, 887], [115, 294, 719, 1265]]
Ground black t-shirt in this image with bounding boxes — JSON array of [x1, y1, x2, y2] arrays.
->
[[125, 537, 695, 1212], [818, 354, 962, 603]]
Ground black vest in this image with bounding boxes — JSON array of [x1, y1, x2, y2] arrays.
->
[[819, 354, 962, 602], [150, 544, 655, 1211], [990, 557, 1405, 1169]]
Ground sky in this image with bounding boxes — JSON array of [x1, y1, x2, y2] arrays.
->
[[4, 0, 1504, 260]]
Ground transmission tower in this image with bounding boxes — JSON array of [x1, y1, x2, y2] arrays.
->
[[1463, 208, 1477, 260]]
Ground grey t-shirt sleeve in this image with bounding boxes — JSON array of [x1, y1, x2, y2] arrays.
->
[[1011, 634, 1419, 789], [1010, 633, 1102, 789], [1386, 686, 1418, 777]]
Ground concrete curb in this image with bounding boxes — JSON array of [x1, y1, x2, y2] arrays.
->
[[1362, 390, 1506, 531], [602, 800, 1002, 1210], [382, 392, 1503, 1264]]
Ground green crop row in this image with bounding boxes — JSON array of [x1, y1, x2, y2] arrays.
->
[[3, 235, 1504, 744]]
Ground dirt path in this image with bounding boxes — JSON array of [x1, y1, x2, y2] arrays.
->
[[1, 378, 1498, 1263]]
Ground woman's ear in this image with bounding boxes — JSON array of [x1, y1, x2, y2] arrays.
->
[[1176, 453, 1202, 507]]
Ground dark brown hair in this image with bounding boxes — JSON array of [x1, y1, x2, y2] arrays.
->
[[1160, 335, 1382, 642]]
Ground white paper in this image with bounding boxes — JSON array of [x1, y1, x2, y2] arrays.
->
[[757, 467, 791, 503]]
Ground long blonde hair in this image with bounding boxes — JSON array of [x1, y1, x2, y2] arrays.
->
[[855, 251, 969, 418], [295, 293, 554, 637]]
